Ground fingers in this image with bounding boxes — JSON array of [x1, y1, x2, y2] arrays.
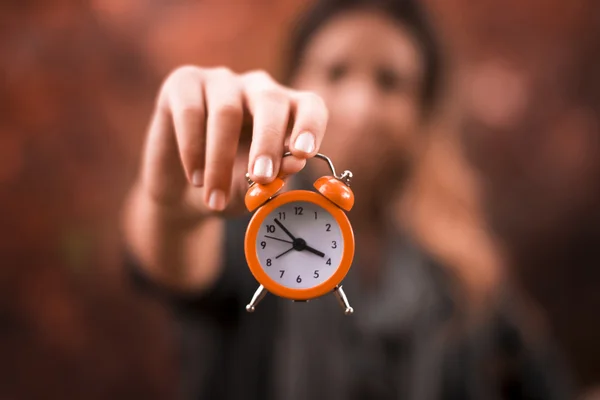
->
[[141, 102, 187, 203], [140, 66, 206, 205], [203, 68, 244, 211], [243, 71, 291, 184], [288, 91, 328, 158], [279, 156, 307, 178], [162, 66, 207, 187], [144, 66, 330, 214]]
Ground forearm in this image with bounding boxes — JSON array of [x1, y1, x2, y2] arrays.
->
[[122, 183, 224, 294]]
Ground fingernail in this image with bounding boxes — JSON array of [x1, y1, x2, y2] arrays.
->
[[208, 189, 226, 211], [192, 170, 203, 187], [253, 156, 273, 178], [293, 132, 315, 154]]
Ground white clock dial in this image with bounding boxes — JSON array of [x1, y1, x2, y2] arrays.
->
[[255, 200, 344, 289]]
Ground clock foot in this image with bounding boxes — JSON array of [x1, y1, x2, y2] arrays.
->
[[333, 285, 354, 315], [246, 285, 267, 312]]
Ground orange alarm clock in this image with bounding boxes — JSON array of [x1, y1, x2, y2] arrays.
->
[[244, 152, 355, 315]]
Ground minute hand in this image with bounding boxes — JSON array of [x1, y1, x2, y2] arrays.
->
[[274, 219, 296, 240]]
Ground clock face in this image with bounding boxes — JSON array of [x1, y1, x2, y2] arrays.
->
[[255, 200, 344, 289]]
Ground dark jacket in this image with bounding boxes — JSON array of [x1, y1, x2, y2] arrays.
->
[[127, 216, 569, 400]]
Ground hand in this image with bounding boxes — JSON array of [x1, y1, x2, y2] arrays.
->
[[275, 247, 295, 259], [274, 218, 296, 240], [303, 244, 325, 258], [274, 243, 323, 259], [138, 66, 329, 218], [264, 235, 292, 244], [273, 219, 324, 257]]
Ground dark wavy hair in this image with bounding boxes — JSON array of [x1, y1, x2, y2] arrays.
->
[[283, 0, 442, 112]]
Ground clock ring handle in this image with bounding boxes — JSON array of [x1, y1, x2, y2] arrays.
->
[[246, 152, 353, 187], [306, 152, 353, 186]]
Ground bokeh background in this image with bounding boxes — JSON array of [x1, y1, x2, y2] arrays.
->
[[1, 1, 307, 398], [1, 0, 598, 398]]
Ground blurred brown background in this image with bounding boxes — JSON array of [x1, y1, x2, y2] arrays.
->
[[0, 1, 307, 398], [2, 0, 599, 398]]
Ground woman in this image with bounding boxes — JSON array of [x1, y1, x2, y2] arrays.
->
[[122, 0, 554, 399]]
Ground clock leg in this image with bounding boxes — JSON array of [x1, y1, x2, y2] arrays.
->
[[333, 285, 354, 315], [246, 285, 267, 313]]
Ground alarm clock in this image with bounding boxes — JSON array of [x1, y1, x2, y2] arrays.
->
[[243, 152, 355, 315]]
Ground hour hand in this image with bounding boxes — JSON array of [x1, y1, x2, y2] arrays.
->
[[304, 244, 325, 258], [274, 218, 296, 240]]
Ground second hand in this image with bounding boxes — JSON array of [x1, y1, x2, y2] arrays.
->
[[264, 235, 293, 244]]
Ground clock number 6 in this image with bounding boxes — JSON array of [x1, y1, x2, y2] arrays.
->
[[296, 275, 302, 283]]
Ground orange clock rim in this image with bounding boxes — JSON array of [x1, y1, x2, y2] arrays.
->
[[244, 190, 355, 300]]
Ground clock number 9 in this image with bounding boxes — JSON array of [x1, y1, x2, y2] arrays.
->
[[261, 241, 266, 249]]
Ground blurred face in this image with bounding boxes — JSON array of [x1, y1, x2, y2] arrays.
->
[[292, 9, 426, 194]]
